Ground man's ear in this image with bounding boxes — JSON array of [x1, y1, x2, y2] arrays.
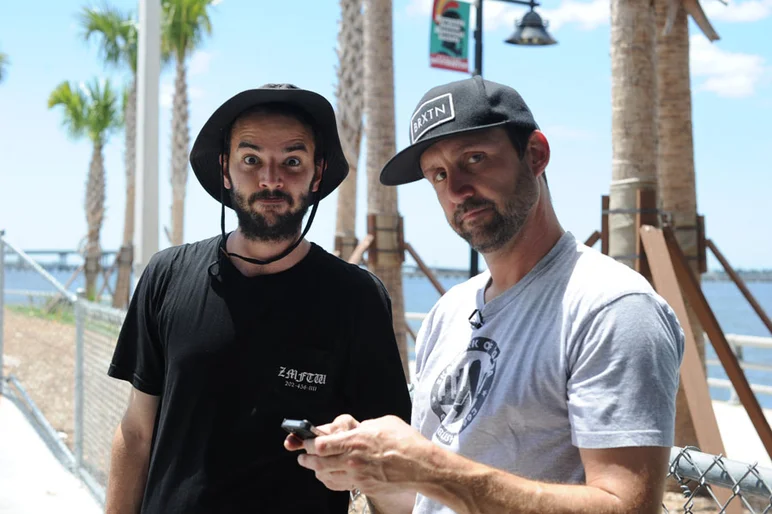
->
[[219, 154, 232, 189], [526, 130, 550, 179], [311, 159, 324, 193]]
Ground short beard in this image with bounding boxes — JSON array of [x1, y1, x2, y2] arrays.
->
[[453, 162, 539, 253], [230, 186, 313, 242]]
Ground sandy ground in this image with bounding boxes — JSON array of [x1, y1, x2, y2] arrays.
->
[[2, 308, 77, 448]]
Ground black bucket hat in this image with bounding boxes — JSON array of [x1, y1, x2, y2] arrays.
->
[[190, 83, 349, 208], [380, 76, 539, 186]]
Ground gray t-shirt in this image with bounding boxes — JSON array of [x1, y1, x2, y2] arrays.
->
[[411, 232, 684, 514]]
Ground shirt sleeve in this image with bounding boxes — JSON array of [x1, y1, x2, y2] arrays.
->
[[566, 292, 685, 449], [345, 272, 412, 424], [107, 253, 168, 396]]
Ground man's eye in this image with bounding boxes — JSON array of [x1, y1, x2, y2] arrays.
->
[[244, 156, 258, 165], [468, 153, 484, 164], [285, 157, 301, 167], [434, 171, 447, 183]]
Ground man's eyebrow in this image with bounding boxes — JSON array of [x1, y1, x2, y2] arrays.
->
[[284, 142, 309, 153], [237, 141, 260, 151]]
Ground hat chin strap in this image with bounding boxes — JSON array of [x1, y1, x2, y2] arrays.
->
[[217, 159, 323, 267]]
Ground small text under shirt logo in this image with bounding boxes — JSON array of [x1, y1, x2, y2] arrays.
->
[[278, 367, 327, 392]]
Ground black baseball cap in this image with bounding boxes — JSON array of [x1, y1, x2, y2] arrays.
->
[[380, 76, 539, 186], [190, 83, 349, 208]]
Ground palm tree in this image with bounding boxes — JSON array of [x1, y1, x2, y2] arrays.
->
[[363, 0, 409, 379], [334, 0, 365, 261], [608, 0, 658, 270], [49, 80, 123, 300], [654, 0, 703, 454], [162, 0, 215, 246], [81, 6, 138, 309], [0, 51, 8, 83]]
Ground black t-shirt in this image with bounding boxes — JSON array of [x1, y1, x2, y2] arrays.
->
[[108, 236, 412, 513]]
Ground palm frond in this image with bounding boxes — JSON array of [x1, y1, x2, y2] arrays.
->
[[80, 5, 139, 74], [48, 81, 88, 139], [84, 78, 123, 145], [0, 51, 8, 83], [161, 0, 216, 60]]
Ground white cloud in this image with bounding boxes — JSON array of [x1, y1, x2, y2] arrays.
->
[[703, 0, 772, 22], [405, 0, 609, 32], [538, 0, 609, 31], [161, 82, 205, 108], [690, 35, 767, 97], [405, 0, 432, 18], [405, 0, 771, 39], [189, 51, 215, 76]]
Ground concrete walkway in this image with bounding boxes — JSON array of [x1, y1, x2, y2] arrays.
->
[[713, 400, 772, 468], [0, 395, 101, 514]]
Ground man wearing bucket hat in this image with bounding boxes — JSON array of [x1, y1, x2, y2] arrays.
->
[[105, 83, 411, 513], [292, 77, 684, 513]]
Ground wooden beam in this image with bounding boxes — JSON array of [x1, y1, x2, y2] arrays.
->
[[404, 321, 417, 343], [639, 226, 740, 513], [683, 0, 720, 41], [662, 226, 772, 458], [707, 239, 772, 336], [347, 234, 374, 266], [404, 242, 446, 296], [584, 231, 601, 248], [635, 189, 658, 281]]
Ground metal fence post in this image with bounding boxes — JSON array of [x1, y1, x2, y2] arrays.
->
[[0, 230, 5, 393], [74, 289, 86, 471]]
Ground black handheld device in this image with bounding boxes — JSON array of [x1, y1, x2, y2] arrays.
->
[[281, 418, 323, 440]]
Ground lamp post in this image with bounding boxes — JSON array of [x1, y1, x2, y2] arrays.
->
[[468, 0, 556, 278]]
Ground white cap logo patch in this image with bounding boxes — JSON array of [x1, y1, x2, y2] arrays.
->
[[410, 93, 455, 144]]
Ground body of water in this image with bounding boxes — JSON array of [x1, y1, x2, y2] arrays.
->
[[4, 267, 772, 407]]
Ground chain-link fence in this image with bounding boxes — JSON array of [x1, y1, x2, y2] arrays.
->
[[3, 230, 772, 511], [75, 300, 129, 500], [0, 231, 127, 504], [665, 446, 772, 513]]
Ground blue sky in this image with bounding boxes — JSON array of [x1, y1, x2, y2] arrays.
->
[[0, 0, 770, 270]]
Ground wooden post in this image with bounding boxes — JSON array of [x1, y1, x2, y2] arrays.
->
[[404, 242, 446, 296], [660, 226, 772, 458], [635, 189, 658, 281], [707, 239, 772, 336], [367, 214, 404, 268], [601, 195, 610, 255], [335, 235, 359, 262], [639, 225, 741, 513]]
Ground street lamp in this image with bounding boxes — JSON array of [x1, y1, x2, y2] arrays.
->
[[468, 0, 556, 278]]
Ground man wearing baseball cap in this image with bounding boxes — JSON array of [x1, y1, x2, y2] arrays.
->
[[294, 76, 684, 513], [105, 83, 411, 513]]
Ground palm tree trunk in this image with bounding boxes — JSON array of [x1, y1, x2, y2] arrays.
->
[[364, 0, 409, 379], [113, 79, 137, 308], [655, 0, 704, 455], [85, 141, 106, 300], [335, 0, 364, 261], [609, 0, 658, 269], [170, 56, 190, 246]]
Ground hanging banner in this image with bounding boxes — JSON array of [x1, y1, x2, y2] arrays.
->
[[429, 0, 471, 73]]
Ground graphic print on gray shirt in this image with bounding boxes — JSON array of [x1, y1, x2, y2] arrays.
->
[[411, 232, 685, 514]]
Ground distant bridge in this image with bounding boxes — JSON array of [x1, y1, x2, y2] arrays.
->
[[3, 250, 118, 272], [3, 249, 769, 282]]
